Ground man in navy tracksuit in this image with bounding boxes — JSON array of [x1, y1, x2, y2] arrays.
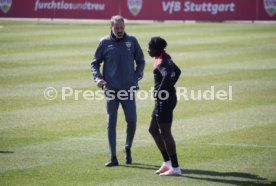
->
[[91, 15, 145, 167]]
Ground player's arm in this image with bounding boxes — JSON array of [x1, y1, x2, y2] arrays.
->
[[157, 63, 172, 92], [134, 38, 145, 81], [91, 41, 106, 88]]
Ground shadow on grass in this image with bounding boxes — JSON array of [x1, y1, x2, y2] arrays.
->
[[0, 150, 14, 154], [122, 163, 275, 186]]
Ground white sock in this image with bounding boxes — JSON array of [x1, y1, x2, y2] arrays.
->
[[172, 167, 181, 171], [164, 160, 171, 166]]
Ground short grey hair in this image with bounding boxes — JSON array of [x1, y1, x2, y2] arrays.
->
[[110, 15, 124, 26]]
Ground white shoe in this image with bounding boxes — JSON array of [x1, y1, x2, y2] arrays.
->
[[155, 161, 171, 174], [159, 167, 182, 176]]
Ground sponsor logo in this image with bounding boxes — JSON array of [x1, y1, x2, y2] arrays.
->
[[0, 0, 12, 14], [162, 1, 235, 15], [34, 0, 105, 11], [127, 0, 142, 16], [264, 0, 276, 17]]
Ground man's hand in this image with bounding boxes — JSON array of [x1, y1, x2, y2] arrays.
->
[[96, 79, 106, 89]]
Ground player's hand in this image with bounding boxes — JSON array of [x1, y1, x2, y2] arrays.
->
[[96, 79, 106, 89]]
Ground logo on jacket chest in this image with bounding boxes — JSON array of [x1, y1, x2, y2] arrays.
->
[[107, 44, 115, 51], [125, 41, 132, 51]]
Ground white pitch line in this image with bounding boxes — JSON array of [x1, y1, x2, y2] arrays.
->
[[71, 137, 276, 148], [196, 143, 276, 149], [66, 137, 152, 144]]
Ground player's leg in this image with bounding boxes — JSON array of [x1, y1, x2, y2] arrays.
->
[[149, 117, 171, 174], [121, 96, 137, 164], [105, 93, 120, 166], [157, 94, 182, 176]]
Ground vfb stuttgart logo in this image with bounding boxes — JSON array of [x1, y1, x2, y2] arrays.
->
[[0, 0, 12, 14], [128, 0, 143, 16], [264, 0, 276, 17]]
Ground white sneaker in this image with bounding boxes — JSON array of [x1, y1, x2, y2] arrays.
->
[[159, 167, 182, 176], [155, 161, 171, 174]]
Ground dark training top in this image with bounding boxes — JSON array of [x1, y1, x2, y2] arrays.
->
[[153, 52, 181, 94]]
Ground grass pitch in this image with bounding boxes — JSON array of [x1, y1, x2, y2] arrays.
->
[[0, 20, 276, 185]]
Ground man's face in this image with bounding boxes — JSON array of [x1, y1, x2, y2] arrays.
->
[[111, 21, 125, 39]]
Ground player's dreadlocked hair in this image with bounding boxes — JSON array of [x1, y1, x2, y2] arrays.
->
[[148, 37, 167, 57]]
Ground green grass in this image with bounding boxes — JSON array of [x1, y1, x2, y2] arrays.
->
[[0, 20, 276, 185]]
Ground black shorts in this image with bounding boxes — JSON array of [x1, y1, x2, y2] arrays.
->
[[152, 92, 177, 123]]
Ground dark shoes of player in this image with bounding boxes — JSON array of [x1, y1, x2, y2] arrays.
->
[[124, 148, 132, 164], [105, 149, 132, 167], [105, 156, 119, 167]]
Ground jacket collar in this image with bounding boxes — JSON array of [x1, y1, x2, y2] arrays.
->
[[110, 32, 126, 42]]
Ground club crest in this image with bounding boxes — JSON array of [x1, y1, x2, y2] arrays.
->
[[125, 41, 132, 49], [127, 0, 143, 16], [264, 0, 276, 17], [0, 0, 12, 14]]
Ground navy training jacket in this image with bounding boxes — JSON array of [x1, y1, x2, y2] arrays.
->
[[91, 33, 145, 90]]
